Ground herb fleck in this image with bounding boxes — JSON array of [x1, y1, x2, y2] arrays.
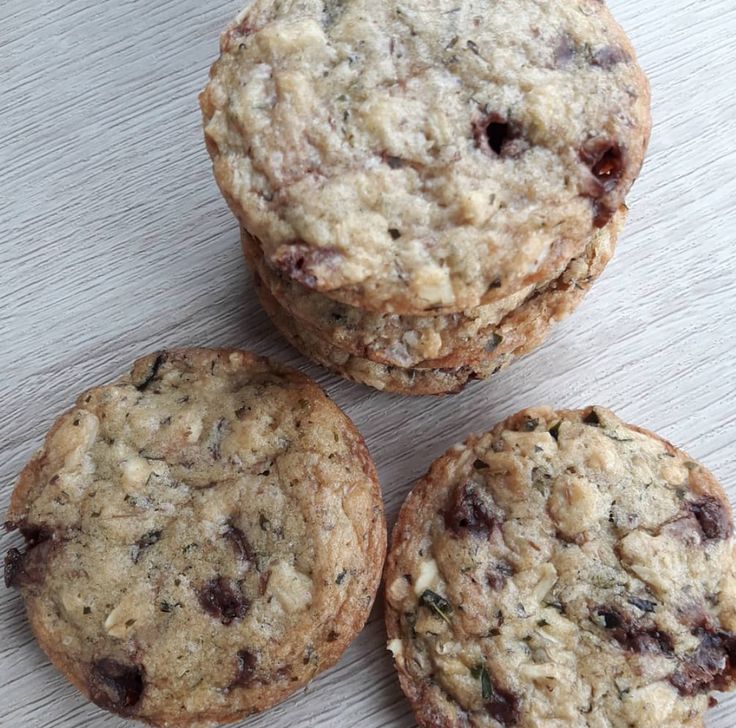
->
[[471, 663, 493, 700], [419, 589, 452, 623]]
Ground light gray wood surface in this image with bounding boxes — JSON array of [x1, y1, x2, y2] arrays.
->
[[1, 1, 734, 726]]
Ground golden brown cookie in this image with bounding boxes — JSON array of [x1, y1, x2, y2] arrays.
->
[[4, 349, 386, 727], [201, 0, 649, 313], [385, 407, 736, 727], [244, 209, 621, 372]]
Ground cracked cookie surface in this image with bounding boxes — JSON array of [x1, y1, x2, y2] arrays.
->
[[4, 349, 386, 727], [201, 0, 649, 313], [385, 407, 736, 726]]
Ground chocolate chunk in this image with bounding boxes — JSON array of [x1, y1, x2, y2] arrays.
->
[[472, 113, 527, 158], [230, 650, 257, 688], [89, 659, 144, 715], [671, 630, 736, 695], [594, 606, 673, 655], [388, 228, 401, 240], [272, 243, 342, 289], [582, 409, 601, 426], [4, 522, 56, 587], [224, 522, 255, 564], [472, 459, 489, 470], [445, 482, 503, 538], [134, 353, 166, 392], [592, 45, 630, 69], [580, 139, 625, 196], [198, 577, 250, 625], [485, 683, 521, 726], [688, 497, 733, 541]]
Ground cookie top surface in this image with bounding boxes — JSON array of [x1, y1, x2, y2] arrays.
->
[[201, 0, 649, 313], [385, 407, 736, 727], [5, 349, 386, 727]]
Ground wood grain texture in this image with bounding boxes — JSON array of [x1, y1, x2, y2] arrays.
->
[[1, 0, 734, 726]]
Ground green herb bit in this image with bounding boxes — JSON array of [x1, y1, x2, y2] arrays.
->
[[419, 589, 452, 623], [471, 663, 493, 700]]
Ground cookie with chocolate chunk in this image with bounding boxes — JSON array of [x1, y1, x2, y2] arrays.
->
[[242, 209, 621, 370], [385, 407, 736, 726], [201, 0, 649, 313], [251, 214, 619, 395], [4, 349, 386, 727]]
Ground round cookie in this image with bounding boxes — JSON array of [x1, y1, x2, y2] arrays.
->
[[241, 226, 532, 368], [385, 406, 736, 727], [252, 217, 617, 395], [201, 0, 650, 313], [244, 209, 621, 370], [4, 349, 386, 727]]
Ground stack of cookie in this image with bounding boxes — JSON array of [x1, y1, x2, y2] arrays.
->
[[200, 0, 651, 394]]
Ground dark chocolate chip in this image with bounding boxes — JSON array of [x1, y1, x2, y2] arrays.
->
[[335, 570, 347, 585], [230, 649, 257, 688], [594, 606, 673, 655], [134, 353, 166, 392], [198, 577, 250, 625], [473, 459, 489, 470], [580, 139, 625, 196], [670, 630, 736, 696], [327, 630, 339, 642], [388, 228, 401, 240], [89, 659, 144, 715], [224, 522, 255, 564], [548, 422, 561, 441], [485, 682, 521, 726], [688, 497, 733, 541], [592, 45, 630, 69], [520, 417, 539, 432], [272, 244, 342, 289], [4, 522, 56, 587], [582, 410, 601, 426], [445, 482, 503, 538]]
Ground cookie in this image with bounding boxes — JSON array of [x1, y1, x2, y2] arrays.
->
[[244, 209, 621, 370], [385, 406, 736, 727], [254, 273, 478, 395], [201, 0, 650, 313], [4, 349, 386, 727], [252, 214, 617, 395]]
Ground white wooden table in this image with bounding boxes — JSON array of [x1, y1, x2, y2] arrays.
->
[[1, 1, 735, 726]]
